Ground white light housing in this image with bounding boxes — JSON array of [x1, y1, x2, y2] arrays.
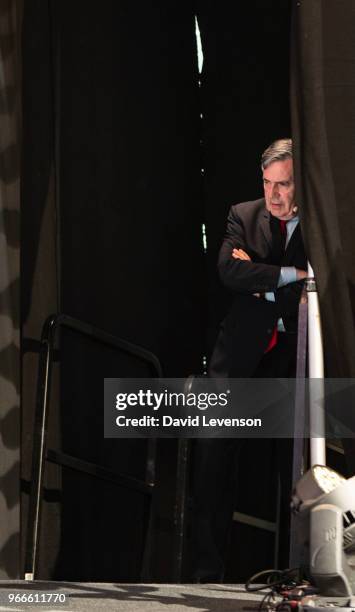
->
[[313, 465, 346, 494], [293, 465, 345, 508]]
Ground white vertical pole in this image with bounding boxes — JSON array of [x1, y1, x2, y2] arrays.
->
[[307, 263, 326, 466]]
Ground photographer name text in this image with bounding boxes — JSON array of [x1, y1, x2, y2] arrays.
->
[[115, 415, 262, 428]]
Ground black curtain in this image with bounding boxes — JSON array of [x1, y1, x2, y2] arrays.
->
[[0, 0, 22, 580], [22, 0, 205, 581], [57, 0, 204, 581], [291, 0, 355, 378]]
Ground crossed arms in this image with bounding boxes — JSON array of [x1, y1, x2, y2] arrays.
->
[[217, 205, 306, 295]]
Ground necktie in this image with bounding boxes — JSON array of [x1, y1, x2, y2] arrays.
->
[[269, 216, 287, 263], [265, 219, 287, 353], [279, 219, 287, 249]]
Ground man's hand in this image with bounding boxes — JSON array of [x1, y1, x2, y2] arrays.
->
[[232, 248, 251, 261], [296, 268, 307, 281]]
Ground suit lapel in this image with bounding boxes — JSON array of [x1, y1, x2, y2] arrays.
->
[[259, 209, 273, 249]]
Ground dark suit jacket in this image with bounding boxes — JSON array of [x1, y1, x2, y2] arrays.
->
[[209, 198, 307, 377]]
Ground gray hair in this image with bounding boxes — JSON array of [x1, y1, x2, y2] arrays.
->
[[261, 138, 293, 170]]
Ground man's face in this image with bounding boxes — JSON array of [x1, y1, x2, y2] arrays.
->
[[263, 157, 297, 220]]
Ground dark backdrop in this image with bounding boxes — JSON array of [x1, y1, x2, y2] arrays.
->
[[291, 0, 355, 378], [21, 0, 354, 583]]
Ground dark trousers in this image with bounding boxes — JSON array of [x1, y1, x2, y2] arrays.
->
[[192, 332, 297, 581]]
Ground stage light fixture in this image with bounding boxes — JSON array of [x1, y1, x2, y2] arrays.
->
[[293, 466, 355, 600]]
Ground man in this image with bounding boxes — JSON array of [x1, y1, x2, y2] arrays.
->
[[210, 138, 307, 379], [192, 139, 307, 581]]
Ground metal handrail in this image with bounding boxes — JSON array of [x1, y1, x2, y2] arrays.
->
[[24, 313, 162, 580]]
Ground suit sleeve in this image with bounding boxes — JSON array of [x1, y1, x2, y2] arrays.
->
[[275, 280, 305, 316], [217, 205, 281, 294]]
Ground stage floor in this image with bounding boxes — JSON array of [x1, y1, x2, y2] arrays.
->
[[0, 582, 264, 611]]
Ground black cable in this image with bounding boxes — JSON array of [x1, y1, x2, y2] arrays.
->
[[245, 568, 301, 593], [245, 567, 314, 612]]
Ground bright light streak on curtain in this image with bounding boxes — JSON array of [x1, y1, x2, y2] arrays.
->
[[195, 16, 204, 74]]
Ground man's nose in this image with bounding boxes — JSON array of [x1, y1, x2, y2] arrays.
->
[[271, 183, 280, 199]]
